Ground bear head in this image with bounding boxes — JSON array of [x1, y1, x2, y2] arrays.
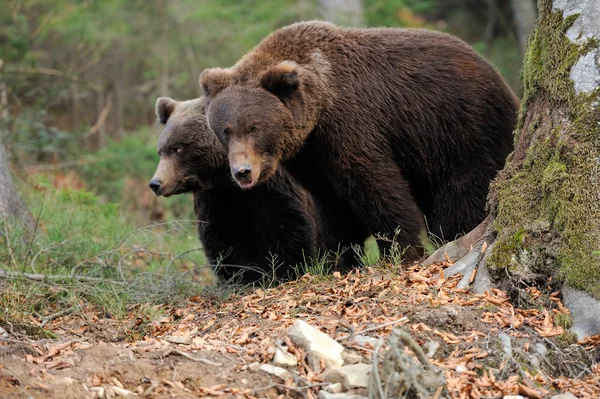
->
[[149, 97, 226, 197], [200, 58, 328, 189]]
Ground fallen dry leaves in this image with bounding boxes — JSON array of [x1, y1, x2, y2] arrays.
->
[[2, 259, 600, 398]]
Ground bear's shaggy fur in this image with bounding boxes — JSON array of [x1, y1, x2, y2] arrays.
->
[[150, 97, 320, 284], [200, 21, 519, 267]]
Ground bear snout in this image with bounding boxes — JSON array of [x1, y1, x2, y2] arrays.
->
[[149, 178, 162, 195]]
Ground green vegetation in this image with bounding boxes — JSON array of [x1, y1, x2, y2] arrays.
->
[[0, 1, 528, 330], [1, 174, 210, 326], [488, 3, 600, 299]]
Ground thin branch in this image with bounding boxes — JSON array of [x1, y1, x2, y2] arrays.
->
[[338, 317, 408, 342], [86, 91, 112, 138], [162, 349, 222, 366], [0, 269, 127, 285], [4, 66, 102, 91], [39, 306, 78, 327]]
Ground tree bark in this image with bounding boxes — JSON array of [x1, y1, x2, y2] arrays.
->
[[319, 0, 365, 27], [0, 60, 35, 233], [510, 0, 538, 54], [425, 0, 600, 338]]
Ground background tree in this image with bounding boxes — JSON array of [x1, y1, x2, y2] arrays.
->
[[0, 60, 34, 233], [426, 0, 600, 338]]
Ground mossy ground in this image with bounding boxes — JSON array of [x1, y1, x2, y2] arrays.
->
[[487, 0, 600, 299]]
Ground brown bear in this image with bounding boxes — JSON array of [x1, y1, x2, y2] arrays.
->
[[200, 21, 519, 268], [149, 96, 320, 284]]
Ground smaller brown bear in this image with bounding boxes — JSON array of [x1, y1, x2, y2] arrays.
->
[[149, 97, 320, 284]]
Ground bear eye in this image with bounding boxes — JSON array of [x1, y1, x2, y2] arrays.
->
[[222, 127, 232, 137], [249, 126, 258, 134], [174, 147, 182, 154]]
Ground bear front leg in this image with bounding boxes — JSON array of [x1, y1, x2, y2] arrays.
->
[[199, 224, 263, 285], [330, 158, 426, 263]]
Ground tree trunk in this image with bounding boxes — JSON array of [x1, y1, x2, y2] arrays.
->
[[319, 0, 365, 27], [424, 0, 600, 338], [510, 0, 538, 54], [0, 60, 35, 233]]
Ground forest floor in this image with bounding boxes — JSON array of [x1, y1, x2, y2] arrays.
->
[[1, 260, 599, 399]]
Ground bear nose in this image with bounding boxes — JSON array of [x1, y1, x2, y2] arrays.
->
[[233, 164, 252, 181], [149, 179, 162, 194]]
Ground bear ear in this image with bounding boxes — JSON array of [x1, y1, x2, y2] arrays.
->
[[260, 61, 300, 100], [156, 97, 177, 125], [199, 68, 232, 98]]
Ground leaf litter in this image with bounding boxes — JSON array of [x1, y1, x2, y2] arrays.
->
[[0, 259, 599, 398]]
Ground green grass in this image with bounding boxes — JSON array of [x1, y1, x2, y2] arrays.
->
[[1, 172, 212, 330]]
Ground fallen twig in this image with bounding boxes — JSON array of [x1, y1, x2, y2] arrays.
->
[[338, 317, 408, 342], [162, 349, 222, 366], [0, 269, 127, 285], [39, 306, 78, 327]]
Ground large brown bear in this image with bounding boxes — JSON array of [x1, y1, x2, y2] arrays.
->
[[200, 21, 519, 268], [149, 97, 320, 284]]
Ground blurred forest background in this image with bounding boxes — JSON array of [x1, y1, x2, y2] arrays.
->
[[0, 0, 537, 303]]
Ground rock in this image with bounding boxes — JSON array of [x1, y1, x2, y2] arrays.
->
[[165, 335, 191, 345], [318, 392, 368, 399], [498, 333, 512, 358], [551, 393, 578, 399], [535, 342, 548, 358], [341, 350, 363, 365], [273, 348, 297, 367], [54, 377, 76, 386], [351, 335, 380, 348], [0, 327, 8, 338], [424, 341, 440, 358], [110, 386, 136, 397], [288, 320, 344, 369], [258, 364, 293, 380], [503, 396, 524, 399], [90, 387, 106, 399], [324, 383, 343, 393], [322, 363, 371, 390], [248, 362, 261, 372]]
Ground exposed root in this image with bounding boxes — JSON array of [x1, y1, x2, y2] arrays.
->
[[423, 217, 600, 337], [422, 217, 491, 267], [422, 217, 496, 294]]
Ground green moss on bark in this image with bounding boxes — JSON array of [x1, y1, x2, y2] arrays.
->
[[487, 2, 600, 299]]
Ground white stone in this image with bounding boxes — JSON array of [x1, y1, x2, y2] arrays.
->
[[288, 320, 344, 369], [324, 383, 343, 393], [341, 350, 363, 364], [551, 393, 578, 399], [0, 326, 8, 338], [535, 342, 548, 358], [111, 386, 137, 397], [165, 335, 191, 345], [318, 392, 368, 399], [563, 286, 600, 338], [273, 348, 298, 367], [498, 333, 513, 358], [322, 363, 371, 389], [503, 396, 524, 399], [351, 335, 380, 348], [248, 362, 261, 372], [55, 377, 77, 386], [258, 364, 293, 380]]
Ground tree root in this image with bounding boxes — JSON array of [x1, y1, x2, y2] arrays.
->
[[422, 217, 600, 337], [423, 217, 495, 294]]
